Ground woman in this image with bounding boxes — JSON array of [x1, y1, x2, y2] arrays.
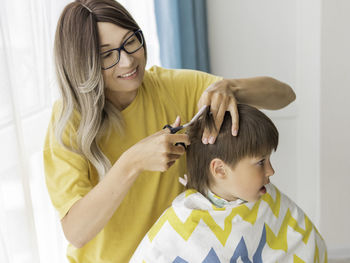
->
[[43, 0, 295, 262]]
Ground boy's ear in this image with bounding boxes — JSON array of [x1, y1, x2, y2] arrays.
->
[[210, 158, 227, 179]]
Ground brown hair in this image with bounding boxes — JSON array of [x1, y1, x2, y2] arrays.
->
[[186, 104, 279, 195], [54, 0, 147, 179]]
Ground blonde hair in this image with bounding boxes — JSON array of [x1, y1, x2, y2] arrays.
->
[[54, 0, 146, 179]]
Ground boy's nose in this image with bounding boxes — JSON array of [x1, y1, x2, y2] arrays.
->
[[266, 161, 275, 177]]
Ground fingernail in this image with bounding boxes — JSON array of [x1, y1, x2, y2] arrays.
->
[[202, 137, 208, 144], [209, 136, 215, 144], [232, 129, 238, 136]]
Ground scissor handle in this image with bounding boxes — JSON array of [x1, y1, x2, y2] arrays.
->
[[163, 124, 186, 148], [163, 124, 183, 134]]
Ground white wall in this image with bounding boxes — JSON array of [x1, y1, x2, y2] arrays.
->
[[320, 0, 350, 256], [207, 0, 350, 257], [207, 0, 298, 201]]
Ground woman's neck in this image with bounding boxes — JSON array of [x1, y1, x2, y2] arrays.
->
[[105, 89, 137, 111]]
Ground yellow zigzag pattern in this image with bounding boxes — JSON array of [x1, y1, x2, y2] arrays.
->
[[313, 244, 328, 263], [314, 244, 320, 263], [265, 209, 313, 252], [148, 186, 281, 246], [148, 201, 261, 246], [261, 187, 281, 217], [293, 244, 328, 263], [293, 254, 306, 263]]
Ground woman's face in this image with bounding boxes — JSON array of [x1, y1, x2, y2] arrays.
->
[[97, 22, 146, 104]]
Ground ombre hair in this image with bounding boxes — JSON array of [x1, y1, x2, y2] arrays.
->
[[186, 104, 279, 196], [54, 0, 147, 179]]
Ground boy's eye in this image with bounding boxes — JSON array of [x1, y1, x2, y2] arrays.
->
[[257, 159, 265, 166]]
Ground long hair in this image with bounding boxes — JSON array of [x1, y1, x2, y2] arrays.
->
[[186, 104, 279, 196], [54, 0, 147, 179]]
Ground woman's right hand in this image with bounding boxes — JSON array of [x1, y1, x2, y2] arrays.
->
[[120, 116, 190, 173]]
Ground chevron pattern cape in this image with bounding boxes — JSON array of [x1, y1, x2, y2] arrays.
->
[[130, 183, 327, 263]]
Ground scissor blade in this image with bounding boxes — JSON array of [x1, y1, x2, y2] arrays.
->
[[182, 105, 207, 128]]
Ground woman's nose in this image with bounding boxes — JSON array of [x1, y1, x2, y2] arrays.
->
[[118, 50, 134, 67]]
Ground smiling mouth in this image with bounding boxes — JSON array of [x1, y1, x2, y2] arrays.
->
[[118, 67, 138, 78]]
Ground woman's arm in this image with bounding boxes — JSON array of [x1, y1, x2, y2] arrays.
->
[[61, 117, 190, 248], [228, 76, 296, 110], [60, 155, 139, 248], [198, 77, 295, 144]]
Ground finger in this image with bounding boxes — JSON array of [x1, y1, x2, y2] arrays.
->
[[214, 98, 228, 130], [205, 82, 215, 91], [160, 160, 177, 172], [171, 116, 181, 128], [208, 102, 227, 144], [168, 134, 191, 146], [161, 126, 171, 134], [167, 153, 183, 161], [228, 98, 239, 136], [169, 144, 186, 155], [197, 90, 211, 110], [167, 160, 176, 169], [209, 92, 222, 120], [202, 93, 223, 144], [201, 94, 216, 144], [162, 116, 180, 134]]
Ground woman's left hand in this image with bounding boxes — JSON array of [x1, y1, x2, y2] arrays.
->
[[197, 79, 238, 144]]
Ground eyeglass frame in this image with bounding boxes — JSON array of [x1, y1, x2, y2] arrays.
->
[[100, 29, 144, 70]]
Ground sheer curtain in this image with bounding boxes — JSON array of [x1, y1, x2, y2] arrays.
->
[[0, 0, 160, 262]]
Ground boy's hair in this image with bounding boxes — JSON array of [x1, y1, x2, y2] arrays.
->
[[186, 104, 279, 195]]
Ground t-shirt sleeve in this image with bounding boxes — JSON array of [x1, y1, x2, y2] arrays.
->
[[43, 102, 93, 219], [150, 66, 223, 122]]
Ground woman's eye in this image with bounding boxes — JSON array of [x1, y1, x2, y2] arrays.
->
[[102, 52, 112, 59], [125, 38, 136, 46]]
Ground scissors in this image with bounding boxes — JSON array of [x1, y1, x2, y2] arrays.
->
[[163, 105, 207, 148]]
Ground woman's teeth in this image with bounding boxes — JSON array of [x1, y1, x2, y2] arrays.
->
[[119, 68, 137, 78]]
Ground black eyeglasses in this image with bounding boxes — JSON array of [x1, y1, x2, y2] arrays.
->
[[100, 29, 144, 70]]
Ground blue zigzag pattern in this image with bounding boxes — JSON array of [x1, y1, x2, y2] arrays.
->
[[231, 225, 266, 263], [172, 225, 266, 263]]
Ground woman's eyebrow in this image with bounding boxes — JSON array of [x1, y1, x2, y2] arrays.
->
[[100, 30, 133, 49]]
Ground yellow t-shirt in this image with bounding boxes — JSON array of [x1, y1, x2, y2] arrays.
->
[[43, 66, 222, 263]]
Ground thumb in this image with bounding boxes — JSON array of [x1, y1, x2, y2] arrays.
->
[[172, 116, 181, 127]]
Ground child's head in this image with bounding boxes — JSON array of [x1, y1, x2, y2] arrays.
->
[[186, 104, 278, 202]]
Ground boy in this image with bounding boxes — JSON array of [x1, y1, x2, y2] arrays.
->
[[130, 104, 327, 262]]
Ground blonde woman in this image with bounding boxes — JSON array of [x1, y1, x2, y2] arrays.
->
[[43, 0, 296, 262]]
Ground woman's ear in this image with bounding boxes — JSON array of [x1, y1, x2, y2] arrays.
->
[[209, 158, 227, 179]]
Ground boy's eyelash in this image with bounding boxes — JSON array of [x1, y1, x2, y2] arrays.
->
[[258, 159, 265, 165]]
